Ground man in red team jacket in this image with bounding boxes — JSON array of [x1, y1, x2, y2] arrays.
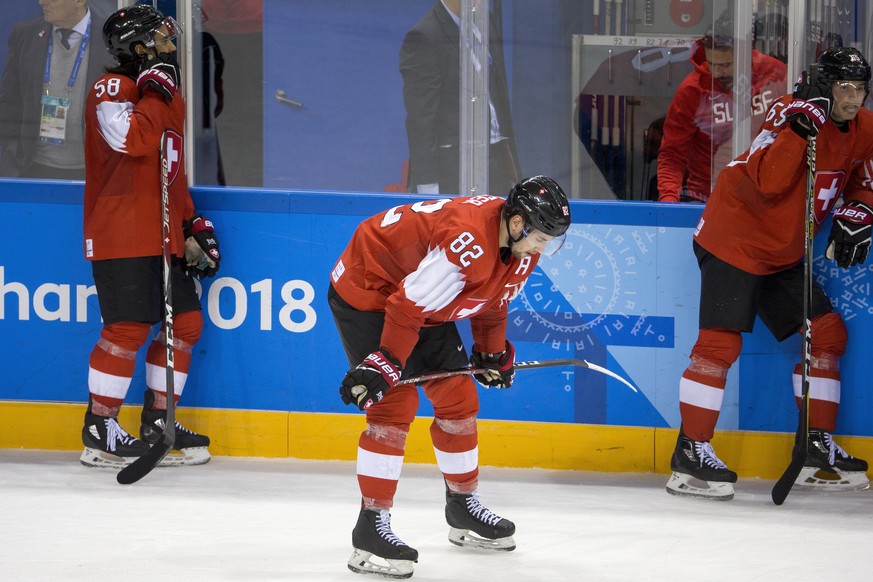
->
[[80, 5, 221, 468], [658, 13, 786, 203], [329, 177, 570, 578], [667, 47, 873, 501]]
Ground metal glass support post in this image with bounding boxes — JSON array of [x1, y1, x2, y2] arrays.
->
[[459, 0, 490, 197]]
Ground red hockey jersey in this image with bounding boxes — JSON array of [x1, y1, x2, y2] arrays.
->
[[331, 196, 537, 366], [694, 94, 873, 275], [83, 73, 193, 261]]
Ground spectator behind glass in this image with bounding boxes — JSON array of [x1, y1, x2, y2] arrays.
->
[[657, 12, 786, 203], [400, 0, 520, 196], [0, 0, 115, 179]]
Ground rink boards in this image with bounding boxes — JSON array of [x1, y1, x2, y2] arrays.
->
[[1, 181, 873, 477]]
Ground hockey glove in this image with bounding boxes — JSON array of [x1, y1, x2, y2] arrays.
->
[[183, 214, 220, 278], [340, 350, 402, 410], [827, 201, 873, 268], [470, 340, 515, 389], [136, 54, 179, 102], [785, 69, 833, 138]]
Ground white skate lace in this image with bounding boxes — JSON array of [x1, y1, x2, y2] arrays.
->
[[694, 441, 728, 470], [153, 418, 200, 436], [375, 511, 406, 547], [175, 422, 199, 435], [465, 491, 503, 526], [104, 418, 137, 452], [823, 432, 850, 466]]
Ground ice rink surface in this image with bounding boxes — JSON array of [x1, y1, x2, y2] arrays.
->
[[1, 449, 871, 582]]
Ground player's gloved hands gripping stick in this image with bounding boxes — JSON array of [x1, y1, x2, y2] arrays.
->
[[341, 350, 402, 410], [827, 201, 873, 268], [470, 340, 516, 389], [184, 214, 221, 277], [786, 67, 833, 139]]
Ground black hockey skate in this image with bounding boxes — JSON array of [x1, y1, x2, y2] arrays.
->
[[347, 507, 418, 579], [794, 429, 870, 491], [666, 433, 737, 501], [140, 390, 211, 466], [80, 409, 149, 469], [445, 487, 516, 551]]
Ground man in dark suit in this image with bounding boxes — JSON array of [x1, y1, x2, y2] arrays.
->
[[400, 0, 520, 196], [0, 0, 115, 179]]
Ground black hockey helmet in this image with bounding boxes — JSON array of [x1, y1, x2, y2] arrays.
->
[[814, 46, 871, 95], [103, 5, 178, 63], [504, 176, 571, 256]]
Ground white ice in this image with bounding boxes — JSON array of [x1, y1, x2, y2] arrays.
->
[[1, 449, 871, 581]]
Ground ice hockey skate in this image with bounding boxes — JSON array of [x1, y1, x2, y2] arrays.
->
[[666, 433, 737, 501], [80, 411, 150, 468], [141, 390, 211, 466], [793, 429, 870, 491], [445, 487, 516, 551], [347, 507, 418, 579]]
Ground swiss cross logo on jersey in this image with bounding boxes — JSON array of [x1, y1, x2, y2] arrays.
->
[[813, 171, 845, 224], [161, 130, 184, 187]]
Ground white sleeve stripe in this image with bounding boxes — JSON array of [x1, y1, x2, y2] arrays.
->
[[403, 246, 465, 313], [793, 373, 840, 404], [96, 100, 134, 153], [678, 376, 725, 411], [356, 447, 404, 481]]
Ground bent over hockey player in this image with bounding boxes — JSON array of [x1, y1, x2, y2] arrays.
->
[[80, 6, 220, 468], [329, 177, 571, 578], [668, 47, 873, 501]]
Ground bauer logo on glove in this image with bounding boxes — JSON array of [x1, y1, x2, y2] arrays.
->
[[826, 201, 873, 268]]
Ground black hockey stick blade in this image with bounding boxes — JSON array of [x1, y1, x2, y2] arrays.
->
[[772, 360, 811, 505], [116, 429, 174, 485], [771, 442, 807, 505], [398, 358, 637, 392]]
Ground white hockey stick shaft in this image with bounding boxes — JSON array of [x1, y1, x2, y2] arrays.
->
[[397, 358, 637, 392]]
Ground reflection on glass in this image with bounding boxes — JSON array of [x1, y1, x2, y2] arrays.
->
[[199, 0, 262, 187]]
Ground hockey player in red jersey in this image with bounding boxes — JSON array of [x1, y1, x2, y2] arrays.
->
[[667, 47, 873, 501], [329, 176, 570, 578], [80, 6, 220, 468]]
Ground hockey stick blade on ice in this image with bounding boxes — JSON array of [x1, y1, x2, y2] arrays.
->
[[398, 358, 637, 392], [771, 135, 816, 505], [117, 130, 177, 485]]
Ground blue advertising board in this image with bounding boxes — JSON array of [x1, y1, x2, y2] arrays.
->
[[2, 181, 872, 437]]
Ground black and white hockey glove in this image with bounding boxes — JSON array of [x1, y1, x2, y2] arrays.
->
[[183, 214, 220, 278], [340, 350, 401, 410], [785, 69, 833, 139], [470, 340, 516, 389], [827, 201, 873, 268], [137, 54, 179, 102]]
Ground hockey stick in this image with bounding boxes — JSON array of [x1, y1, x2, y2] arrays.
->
[[397, 358, 638, 392], [118, 130, 177, 485], [771, 134, 816, 505]]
